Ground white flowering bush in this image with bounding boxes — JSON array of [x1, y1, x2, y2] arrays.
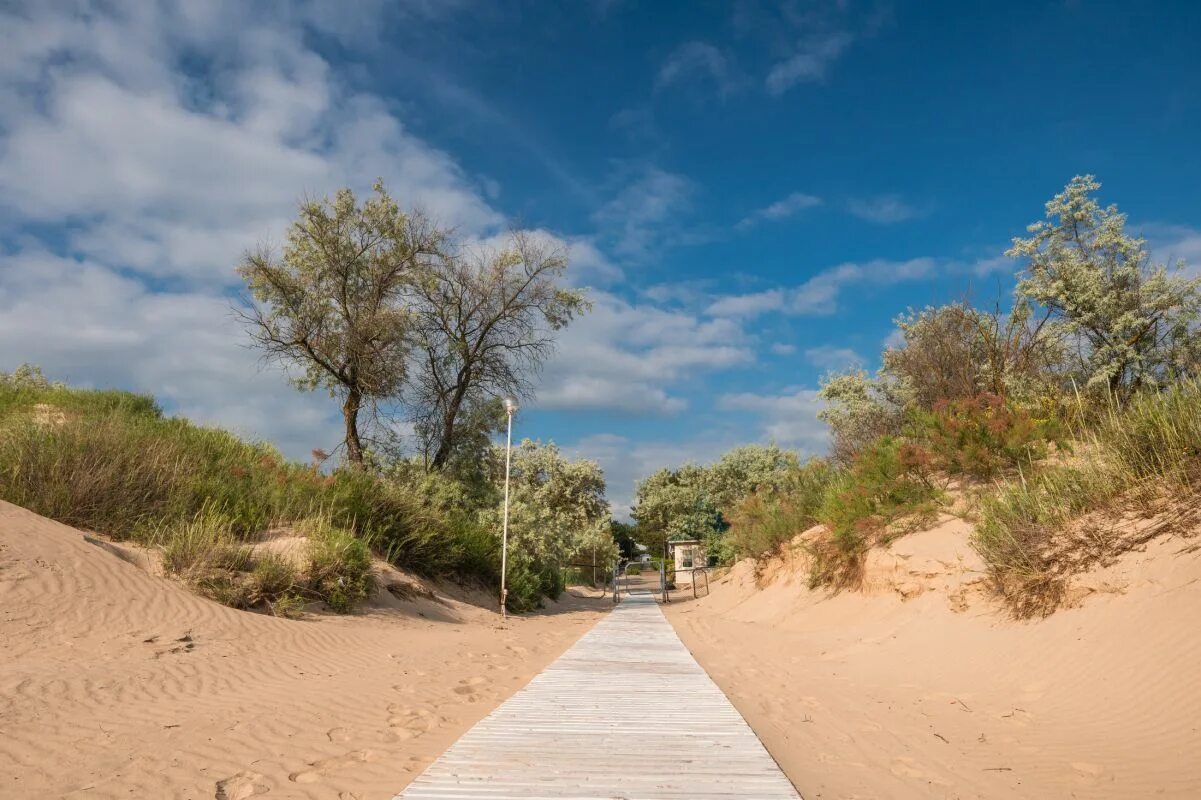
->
[[480, 439, 615, 609], [1009, 175, 1201, 395]]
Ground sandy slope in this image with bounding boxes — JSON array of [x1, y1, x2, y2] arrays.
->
[[0, 502, 607, 799], [666, 516, 1201, 800]]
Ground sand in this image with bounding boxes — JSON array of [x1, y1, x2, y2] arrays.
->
[[0, 501, 608, 799], [666, 516, 1201, 799]]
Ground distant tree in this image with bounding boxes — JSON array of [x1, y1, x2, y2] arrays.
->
[[817, 370, 910, 465], [632, 465, 721, 548], [631, 445, 803, 565], [610, 520, 638, 560], [237, 182, 443, 466], [408, 231, 589, 470], [704, 444, 800, 510], [1008, 175, 1201, 395], [0, 363, 62, 389]]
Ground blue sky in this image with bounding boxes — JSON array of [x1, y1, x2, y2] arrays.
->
[[3, 1, 1201, 514]]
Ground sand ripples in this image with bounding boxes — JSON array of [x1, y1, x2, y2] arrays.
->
[[0, 501, 606, 799]]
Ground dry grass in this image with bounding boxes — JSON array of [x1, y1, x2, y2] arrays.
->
[[974, 381, 1201, 616]]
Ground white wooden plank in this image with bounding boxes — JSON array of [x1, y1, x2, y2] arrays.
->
[[394, 592, 802, 800]]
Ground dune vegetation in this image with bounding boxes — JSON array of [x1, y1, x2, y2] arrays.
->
[[631, 176, 1201, 616], [4, 176, 1199, 621], [0, 368, 614, 614]]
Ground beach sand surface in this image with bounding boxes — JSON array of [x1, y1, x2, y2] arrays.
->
[[0, 501, 608, 800], [666, 516, 1201, 799]]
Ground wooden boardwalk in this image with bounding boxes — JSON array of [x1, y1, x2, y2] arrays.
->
[[395, 591, 801, 799]]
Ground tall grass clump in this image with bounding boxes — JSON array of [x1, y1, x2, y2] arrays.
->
[[974, 381, 1201, 616], [1094, 380, 1201, 488], [302, 517, 375, 614]]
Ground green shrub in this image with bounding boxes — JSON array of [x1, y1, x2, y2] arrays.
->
[[918, 393, 1065, 479], [810, 438, 939, 589], [726, 460, 835, 560], [304, 519, 375, 613], [0, 382, 506, 602], [269, 593, 307, 619]]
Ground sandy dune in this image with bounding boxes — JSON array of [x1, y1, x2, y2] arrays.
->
[[666, 516, 1201, 799], [0, 502, 608, 799]]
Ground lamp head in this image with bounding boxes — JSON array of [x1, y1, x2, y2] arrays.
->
[[503, 397, 519, 415]]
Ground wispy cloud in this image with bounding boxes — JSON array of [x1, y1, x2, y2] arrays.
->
[[847, 195, 922, 224], [804, 345, 863, 371], [736, 191, 823, 230], [717, 387, 828, 452], [656, 41, 741, 98], [706, 258, 937, 319], [765, 32, 854, 94], [592, 166, 696, 258]]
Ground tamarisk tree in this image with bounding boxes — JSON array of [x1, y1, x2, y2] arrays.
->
[[237, 183, 442, 466], [1009, 175, 1201, 395], [409, 231, 588, 470]]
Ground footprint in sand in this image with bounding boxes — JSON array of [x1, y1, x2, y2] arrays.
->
[[327, 727, 352, 743], [288, 750, 374, 784], [453, 676, 490, 698], [214, 770, 269, 800], [1072, 762, 1105, 782], [385, 704, 445, 742]]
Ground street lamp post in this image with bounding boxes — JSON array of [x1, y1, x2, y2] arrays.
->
[[500, 397, 518, 619]]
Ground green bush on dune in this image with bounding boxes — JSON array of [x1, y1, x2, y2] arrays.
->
[[0, 380, 499, 614]]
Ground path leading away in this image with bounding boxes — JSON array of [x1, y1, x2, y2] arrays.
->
[[395, 592, 801, 799]]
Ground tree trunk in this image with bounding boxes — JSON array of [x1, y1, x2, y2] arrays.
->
[[343, 388, 364, 467], [429, 387, 467, 470]]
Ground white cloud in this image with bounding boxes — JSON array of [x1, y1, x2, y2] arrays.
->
[[769, 342, 797, 356], [736, 192, 822, 230], [706, 289, 786, 318], [0, 3, 500, 288], [592, 166, 695, 258], [971, 255, 1012, 276], [0, 248, 342, 459], [1143, 223, 1201, 277], [804, 345, 862, 371], [706, 257, 936, 320], [765, 32, 853, 94], [847, 195, 922, 224], [656, 41, 740, 97], [717, 387, 828, 452], [538, 292, 754, 415]]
